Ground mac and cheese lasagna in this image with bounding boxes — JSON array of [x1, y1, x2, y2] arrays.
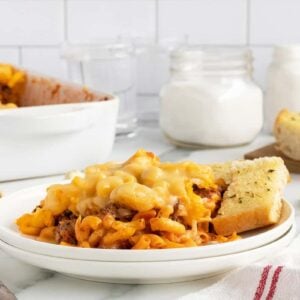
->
[[17, 149, 240, 249], [0, 63, 26, 105]]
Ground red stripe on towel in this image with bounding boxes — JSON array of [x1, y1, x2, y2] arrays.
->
[[266, 266, 284, 300], [253, 265, 272, 300]]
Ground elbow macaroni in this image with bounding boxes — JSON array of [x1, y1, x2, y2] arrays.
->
[[0, 63, 26, 105], [16, 149, 238, 249]]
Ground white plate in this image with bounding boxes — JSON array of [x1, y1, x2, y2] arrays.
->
[[0, 225, 295, 284], [0, 183, 294, 262]]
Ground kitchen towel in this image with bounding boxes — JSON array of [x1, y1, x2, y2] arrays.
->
[[180, 234, 300, 300], [0, 282, 16, 300]]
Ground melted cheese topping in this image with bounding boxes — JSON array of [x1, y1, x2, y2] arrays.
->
[[42, 150, 219, 221], [0, 102, 17, 109], [17, 149, 235, 249], [0, 63, 26, 105]]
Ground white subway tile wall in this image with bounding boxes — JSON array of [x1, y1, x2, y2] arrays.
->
[[0, 48, 19, 65], [251, 46, 273, 89], [67, 0, 156, 43], [0, 0, 300, 97], [158, 0, 247, 45], [0, 0, 64, 46], [250, 0, 300, 45], [21, 47, 67, 80]]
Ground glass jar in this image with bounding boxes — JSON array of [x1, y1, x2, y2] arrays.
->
[[160, 47, 263, 147], [62, 42, 137, 137], [134, 38, 184, 125], [265, 45, 300, 132]]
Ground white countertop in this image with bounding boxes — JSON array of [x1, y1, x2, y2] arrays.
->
[[0, 126, 299, 300]]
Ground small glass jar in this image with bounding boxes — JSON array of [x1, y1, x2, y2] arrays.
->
[[265, 45, 300, 132], [160, 47, 263, 147], [134, 38, 184, 125], [63, 41, 137, 137]]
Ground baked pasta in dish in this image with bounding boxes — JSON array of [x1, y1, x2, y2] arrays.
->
[[0, 102, 17, 109], [0, 63, 26, 105], [17, 149, 239, 249]]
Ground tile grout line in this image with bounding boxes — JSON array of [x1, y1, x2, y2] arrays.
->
[[250, 44, 274, 48], [18, 46, 22, 66], [138, 92, 158, 97], [0, 44, 275, 49], [155, 0, 159, 43], [246, 0, 251, 46], [63, 0, 68, 42], [0, 45, 63, 48]]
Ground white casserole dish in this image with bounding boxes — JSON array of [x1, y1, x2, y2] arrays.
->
[[0, 70, 119, 181], [0, 100, 118, 181]]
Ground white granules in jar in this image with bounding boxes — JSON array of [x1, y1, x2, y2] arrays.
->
[[160, 47, 263, 147]]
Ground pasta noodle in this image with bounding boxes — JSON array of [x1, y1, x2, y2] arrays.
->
[[0, 63, 26, 105], [16, 149, 239, 249]]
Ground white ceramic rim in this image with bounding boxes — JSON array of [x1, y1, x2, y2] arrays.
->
[[0, 182, 294, 262], [0, 97, 119, 136], [0, 224, 295, 284]]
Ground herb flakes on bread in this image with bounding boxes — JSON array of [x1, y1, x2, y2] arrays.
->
[[211, 157, 289, 236]]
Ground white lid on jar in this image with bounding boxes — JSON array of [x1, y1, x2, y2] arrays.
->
[[171, 46, 250, 61], [170, 46, 253, 74], [273, 45, 300, 61]]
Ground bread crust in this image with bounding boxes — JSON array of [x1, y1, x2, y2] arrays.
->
[[211, 157, 288, 235], [212, 203, 281, 236], [274, 109, 300, 161]]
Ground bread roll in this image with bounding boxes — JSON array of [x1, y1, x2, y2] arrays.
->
[[274, 109, 300, 161], [211, 157, 289, 235]]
